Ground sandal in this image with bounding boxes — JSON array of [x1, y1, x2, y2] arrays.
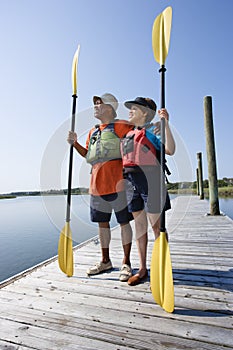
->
[[86, 260, 113, 275], [119, 264, 132, 282]]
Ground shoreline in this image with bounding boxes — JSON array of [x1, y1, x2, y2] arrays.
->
[[168, 186, 233, 198], [1, 186, 233, 200]]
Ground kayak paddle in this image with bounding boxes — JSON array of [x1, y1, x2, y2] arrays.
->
[[58, 45, 80, 277], [150, 6, 174, 313]]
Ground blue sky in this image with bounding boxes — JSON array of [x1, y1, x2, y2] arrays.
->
[[0, 0, 233, 193]]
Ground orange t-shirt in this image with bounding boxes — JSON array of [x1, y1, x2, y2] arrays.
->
[[85, 120, 133, 196]]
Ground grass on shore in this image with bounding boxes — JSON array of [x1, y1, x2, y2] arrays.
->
[[168, 186, 233, 198], [0, 195, 17, 200]]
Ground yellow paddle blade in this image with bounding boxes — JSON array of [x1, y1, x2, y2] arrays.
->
[[152, 6, 172, 65], [58, 222, 73, 277], [150, 231, 174, 313], [72, 45, 80, 95]]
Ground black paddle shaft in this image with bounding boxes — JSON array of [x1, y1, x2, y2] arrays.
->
[[66, 94, 77, 223], [159, 65, 166, 232]]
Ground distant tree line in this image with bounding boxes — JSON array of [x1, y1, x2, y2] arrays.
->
[[3, 187, 89, 197], [167, 178, 233, 191], [2, 178, 233, 199]]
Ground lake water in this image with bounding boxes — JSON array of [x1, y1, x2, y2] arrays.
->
[[218, 197, 233, 219], [0, 195, 117, 283], [0, 195, 232, 283]]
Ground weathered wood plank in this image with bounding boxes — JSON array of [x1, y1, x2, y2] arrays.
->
[[0, 196, 233, 350], [0, 318, 134, 350], [0, 283, 232, 329], [0, 306, 228, 350], [1, 281, 233, 347], [0, 302, 230, 350], [0, 292, 232, 348], [7, 273, 233, 304], [0, 340, 33, 350]]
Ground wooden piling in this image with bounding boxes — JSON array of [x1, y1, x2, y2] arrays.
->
[[196, 168, 200, 195], [197, 152, 204, 199], [203, 96, 220, 215]]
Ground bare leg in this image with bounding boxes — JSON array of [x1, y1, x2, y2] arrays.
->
[[98, 222, 111, 263], [147, 213, 160, 239], [120, 222, 132, 266], [132, 210, 148, 277], [148, 213, 169, 241]]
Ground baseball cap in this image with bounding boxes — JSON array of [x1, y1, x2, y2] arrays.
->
[[93, 93, 119, 112], [124, 97, 157, 117]]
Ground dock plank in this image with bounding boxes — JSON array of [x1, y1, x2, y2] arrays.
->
[[0, 196, 233, 350]]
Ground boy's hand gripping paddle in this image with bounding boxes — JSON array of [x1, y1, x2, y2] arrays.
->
[[150, 7, 174, 313]]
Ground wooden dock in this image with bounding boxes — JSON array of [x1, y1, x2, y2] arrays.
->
[[0, 195, 233, 350]]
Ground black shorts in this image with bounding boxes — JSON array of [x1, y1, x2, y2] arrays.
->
[[124, 168, 171, 214], [90, 192, 133, 223]]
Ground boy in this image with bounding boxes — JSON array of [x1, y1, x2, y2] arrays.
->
[[121, 97, 175, 285]]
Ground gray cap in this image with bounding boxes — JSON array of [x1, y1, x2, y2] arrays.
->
[[93, 93, 118, 112]]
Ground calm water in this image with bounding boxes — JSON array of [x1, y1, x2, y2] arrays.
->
[[0, 195, 232, 283], [0, 195, 117, 283], [218, 197, 233, 219]]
